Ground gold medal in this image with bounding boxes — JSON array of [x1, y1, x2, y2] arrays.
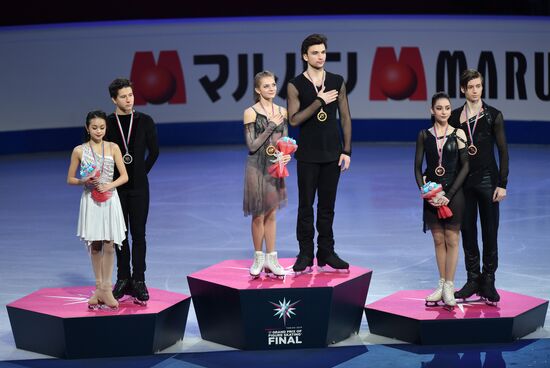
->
[[266, 145, 277, 156], [317, 108, 327, 122]]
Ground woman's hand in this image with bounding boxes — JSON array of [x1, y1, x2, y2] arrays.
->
[[96, 182, 113, 193], [270, 113, 285, 126], [281, 154, 291, 164]]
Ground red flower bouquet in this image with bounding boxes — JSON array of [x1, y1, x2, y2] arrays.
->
[[420, 181, 453, 219], [267, 137, 298, 178]]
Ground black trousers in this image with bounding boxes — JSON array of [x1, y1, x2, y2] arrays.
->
[[296, 160, 341, 257], [461, 172, 499, 277], [116, 187, 150, 281]]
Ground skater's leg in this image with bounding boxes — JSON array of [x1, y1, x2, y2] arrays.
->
[[98, 241, 118, 309], [263, 209, 276, 253], [294, 161, 318, 271], [88, 241, 103, 307], [426, 228, 446, 304], [431, 228, 446, 280], [128, 188, 149, 283], [251, 215, 265, 252], [443, 228, 460, 283]]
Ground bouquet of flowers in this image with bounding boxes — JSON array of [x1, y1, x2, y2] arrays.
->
[[420, 181, 453, 219], [80, 162, 98, 189], [268, 137, 298, 178], [80, 161, 112, 203]]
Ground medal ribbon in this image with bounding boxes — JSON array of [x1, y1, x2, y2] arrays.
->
[[464, 104, 482, 146], [88, 141, 105, 177], [115, 112, 134, 156], [434, 123, 449, 171], [305, 70, 326, 97]]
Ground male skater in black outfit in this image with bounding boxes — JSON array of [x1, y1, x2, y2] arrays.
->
[[106, 78, 159, 304], [449, 69, 509, 304], [287, 34, 352, 272]]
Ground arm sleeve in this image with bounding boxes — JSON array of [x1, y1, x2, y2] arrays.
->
[[444, 148, 470, 199], [414, 130, 426, 189], [338, 81, 352, 155], [493, 112, 509, 188], [145, 118, 159, 173], [286, 81, 323, 127], [244, 121, 277, 154]]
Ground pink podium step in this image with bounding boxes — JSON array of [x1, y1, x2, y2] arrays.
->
[[365, 289, 548, 344], [187, 258, 372, 350], [7, 286, 191, 358]]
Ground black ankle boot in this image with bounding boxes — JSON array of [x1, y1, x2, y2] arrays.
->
[[479, 273, 500, 303], [292, 253, 313, 272], [454, 276, 481, 299], [132, 280, 149, 302], [112, 279, 132, 300], [317, 251, 349, 269]]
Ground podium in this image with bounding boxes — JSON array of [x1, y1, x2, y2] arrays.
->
[[365, 289, 548, 345], [188, 258, 372, 350], [7, 286, 191, 358]]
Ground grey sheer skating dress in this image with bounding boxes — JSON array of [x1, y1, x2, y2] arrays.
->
[[243, 107, 288, 217]]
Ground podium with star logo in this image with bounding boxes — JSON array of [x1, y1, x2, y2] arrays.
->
[[187, 258, 372, 350], [6, 286, 191, 358], [364, 289, 548, 344]]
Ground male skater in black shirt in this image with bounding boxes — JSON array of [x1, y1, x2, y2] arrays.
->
[[106, 78, 159, 304], [449, 69, 509, 305], [287, 34, 352, 272]]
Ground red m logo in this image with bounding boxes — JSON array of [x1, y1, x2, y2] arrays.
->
[[130, 51, 187, 105], [370, 47, 426, 101]]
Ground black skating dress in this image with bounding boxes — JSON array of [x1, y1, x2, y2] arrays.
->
[[414, 127, 469, 232]]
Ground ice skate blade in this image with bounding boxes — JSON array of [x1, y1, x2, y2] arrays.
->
[[443, 304, 455, 311], [264, 271, 286, 280], [115, 294, 133, 302], [457, 296, 483, 303], [292, 266, 313, 276], [89, 303, 118, 311], [317, 266, 350, 273], [249, 273, 261, 279], [425, 301, 441, 307], [133, 298, 148, 306], [482, 298, 499, 307]]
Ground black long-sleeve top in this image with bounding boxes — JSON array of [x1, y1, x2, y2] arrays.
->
[[287, 71, 352, 162], [106, 111, 159, 190], [449, 102, 509, 189]]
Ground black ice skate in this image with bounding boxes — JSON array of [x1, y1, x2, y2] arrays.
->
[[454, 278, 481, 302], [112, 279, 133, 300], [316, 251, 350, 272], [292, 253, 313, 274], [132, 280, 149, 306], [479, 273, 500, 306]]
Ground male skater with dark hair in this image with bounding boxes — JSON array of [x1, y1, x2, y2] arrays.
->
[[287, 34, 352, 272], [106, 78, 159, 304], [449, 69, 509, 305]]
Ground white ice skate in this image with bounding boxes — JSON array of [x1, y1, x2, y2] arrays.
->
[[425, 278, 444, 306], [442, 280, 457, 310], [264, 251, 286, 279], [249, 251, 265, 278]]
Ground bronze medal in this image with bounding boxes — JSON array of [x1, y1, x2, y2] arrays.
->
[[435, 165, 445, 177], [467, 144, 478, 156]]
